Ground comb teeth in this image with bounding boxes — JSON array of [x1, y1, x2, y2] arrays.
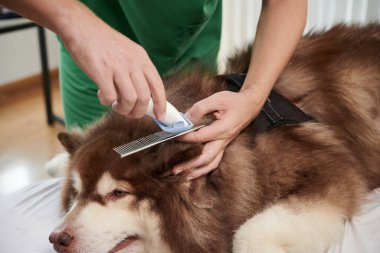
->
[[113, 131, 177, 157], [113, 125, 205, 158]]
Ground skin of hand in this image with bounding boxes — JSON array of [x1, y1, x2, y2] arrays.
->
[[0, 0, 166, 119], [174, 90, 263, 181], [173, 0, 307, 180], [63, 18, 167, 119]]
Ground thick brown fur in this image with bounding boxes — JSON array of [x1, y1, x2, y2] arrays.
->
[[59, 24, 380, 253]]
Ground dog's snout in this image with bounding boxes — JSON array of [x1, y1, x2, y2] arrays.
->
[[58, 231, 73, 246], [49, 230, 74, 252]]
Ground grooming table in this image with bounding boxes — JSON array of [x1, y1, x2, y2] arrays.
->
[[0, 178, 379, 253]]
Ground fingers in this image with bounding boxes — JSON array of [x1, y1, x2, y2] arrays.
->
[[97, 83, 117, 105], [94, 41, 165, 119], [185, 151, 224, 180], [145, 67, 166, 121], [179, 120, 230, 143], [179, 93, 232, 142], [128, 71, 151, 117], [185, 95, 222, 124], [111, 73, 137, 116], [111, 66, 165, 118], [65, 24, 166, 118], [172, 140, 227, 180]]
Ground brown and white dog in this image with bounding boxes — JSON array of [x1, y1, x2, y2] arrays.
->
[[49, 24, 380, 253]]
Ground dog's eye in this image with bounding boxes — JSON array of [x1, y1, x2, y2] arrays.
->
[[107, 189, 129, 200], [113, 190, 128, 197]]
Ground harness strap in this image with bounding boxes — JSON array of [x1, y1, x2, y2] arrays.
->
[[221, 73, 312, 135]]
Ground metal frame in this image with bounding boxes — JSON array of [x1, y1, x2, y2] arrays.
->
[[0, 21, 64, 125]]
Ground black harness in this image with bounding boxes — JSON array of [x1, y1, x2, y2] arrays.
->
[[221, 73, 312, 135]]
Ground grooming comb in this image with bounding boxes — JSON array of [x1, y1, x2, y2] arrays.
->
[[113, 125, 204, 158], [113, 98, 204, 158]]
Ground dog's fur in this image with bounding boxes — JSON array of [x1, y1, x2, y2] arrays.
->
[[50, 24, 380, 253]]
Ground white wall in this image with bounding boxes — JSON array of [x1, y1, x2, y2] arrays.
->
[[1, 0, 380, 85], [218, 0, 380, 71], [0, 19, 59, 85]]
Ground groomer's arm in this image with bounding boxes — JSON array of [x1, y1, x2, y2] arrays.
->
[[175, 0, 307, 179], [0, 0, 166, 119]]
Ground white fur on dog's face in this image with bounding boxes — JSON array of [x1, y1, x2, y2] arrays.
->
[[59, 172, 172, 253]]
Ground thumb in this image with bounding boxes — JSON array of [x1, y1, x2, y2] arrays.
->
[[186, 95, 221, 124]]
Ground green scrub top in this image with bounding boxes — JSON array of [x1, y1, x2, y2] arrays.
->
[[59, 0, 222, 129]]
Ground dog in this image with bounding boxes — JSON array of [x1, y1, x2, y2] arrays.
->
[[49, 24, 380, 253]]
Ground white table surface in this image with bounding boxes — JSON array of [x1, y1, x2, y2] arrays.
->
[[0, 178, 379, 253]]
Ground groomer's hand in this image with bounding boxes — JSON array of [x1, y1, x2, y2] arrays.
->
[[61, 16, 166, 119], [171, 0, 306, 180], [173, 89, 264, 180], [1, 0, 166, 119]]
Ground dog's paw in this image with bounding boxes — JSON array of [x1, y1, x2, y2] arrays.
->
[[233, 218, 288, 253], [233, 242, 287, 253], [45, 152, 69, 177], [233, 202, 344, 253]]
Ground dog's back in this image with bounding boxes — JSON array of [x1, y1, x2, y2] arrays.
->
[[275, 24, 380, 189], [165, 24, 380, 189], [223, 24, 380, 253]]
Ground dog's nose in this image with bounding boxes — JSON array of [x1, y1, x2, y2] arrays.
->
[[49, 230, 74, 251]]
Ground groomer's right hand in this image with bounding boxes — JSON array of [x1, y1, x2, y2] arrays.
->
[[0, 0, 166, 119], [61, 19, 166, 120]]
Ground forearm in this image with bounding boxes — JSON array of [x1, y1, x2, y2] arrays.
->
[[0, 0, 105, 40], [242, 0, 307, 107]]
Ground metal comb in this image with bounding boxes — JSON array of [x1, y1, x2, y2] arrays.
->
[[113, 125, 205, 158]]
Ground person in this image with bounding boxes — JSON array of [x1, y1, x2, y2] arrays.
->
[[1, 0, 307, 180]]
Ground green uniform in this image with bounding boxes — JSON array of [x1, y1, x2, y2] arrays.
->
[[59, 0, 222, 128]]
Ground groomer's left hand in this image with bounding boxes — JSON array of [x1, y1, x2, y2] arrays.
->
[[172, 0, 307, 181], [172, 89, 264, 180]]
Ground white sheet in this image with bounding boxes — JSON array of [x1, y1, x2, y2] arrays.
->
[[0, 178, 379, 253]]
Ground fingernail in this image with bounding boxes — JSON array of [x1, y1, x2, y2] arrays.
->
[[186, 176, 193, 181], [112, 101, 118, 108], [173, 169, 182, 175]]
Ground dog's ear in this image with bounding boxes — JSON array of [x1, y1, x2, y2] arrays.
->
[[168, 143, 203, 168], [155, 143, 203, 178], [57, 131, 84, 154]]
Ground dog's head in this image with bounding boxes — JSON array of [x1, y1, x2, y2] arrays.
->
[[50, 106, 251, 253], [49, 112, 232, 253]]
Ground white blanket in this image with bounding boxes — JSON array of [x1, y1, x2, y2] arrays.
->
[[0, 178, 379, 253]]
